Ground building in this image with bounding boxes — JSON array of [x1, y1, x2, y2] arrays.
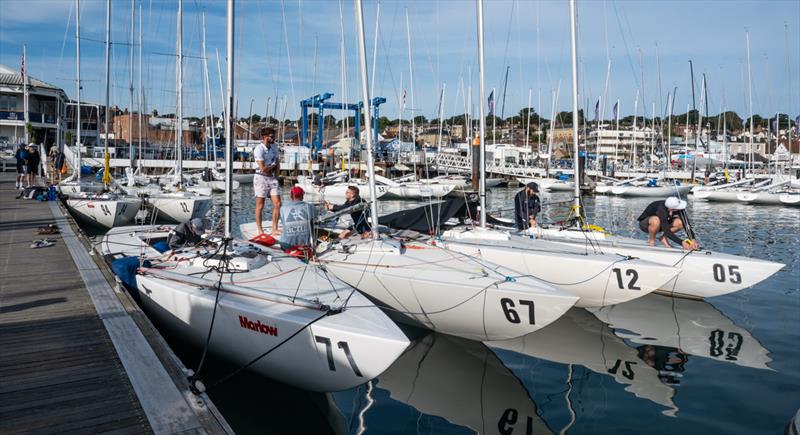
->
[[0, 64, 68, 147], [588, 127, 661, 162]]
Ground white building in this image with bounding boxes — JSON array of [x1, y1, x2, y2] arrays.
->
[[0, 64, 68, 147], [587, 127, 661, 163]]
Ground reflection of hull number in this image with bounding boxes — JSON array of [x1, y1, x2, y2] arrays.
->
[[315, 335, 362, 377], [180, 202, 190, 213], [100, 204, 111, 216]]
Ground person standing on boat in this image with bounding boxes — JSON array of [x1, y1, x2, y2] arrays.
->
[[514, 182, 541, 230], [254, 127, 281, 236], [325, 185, 371, 238], [167, 218, 205, 250], [279, 186, 317, 251], [637, 197, 699, 251]]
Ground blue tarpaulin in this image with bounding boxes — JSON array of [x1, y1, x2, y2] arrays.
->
[[111, 257, 151, 290]]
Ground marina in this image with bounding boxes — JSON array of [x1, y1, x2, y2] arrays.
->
[[1, 0, 799, 434]]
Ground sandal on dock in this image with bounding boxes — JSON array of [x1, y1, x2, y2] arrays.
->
[[31, 239, 56, 249]]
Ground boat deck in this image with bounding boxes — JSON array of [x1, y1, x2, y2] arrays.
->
[[0, 174, 232, 435]]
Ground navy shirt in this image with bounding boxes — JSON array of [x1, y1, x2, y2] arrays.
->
[[332, 196, 371, 234], [514, 190, 541, 230]]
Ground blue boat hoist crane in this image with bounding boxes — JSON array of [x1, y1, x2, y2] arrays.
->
[[299, 92, 386, 157]]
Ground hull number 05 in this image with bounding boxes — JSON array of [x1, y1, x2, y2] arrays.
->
[[713, 264, 742, 284]]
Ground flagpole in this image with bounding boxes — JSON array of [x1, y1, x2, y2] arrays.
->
[[23, 45, 29, 144]]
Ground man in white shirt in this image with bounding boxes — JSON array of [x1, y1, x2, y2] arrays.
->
[[254, 127, 281, 236]]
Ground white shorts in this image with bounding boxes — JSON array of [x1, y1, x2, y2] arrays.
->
[[254, 174, 279, 198]]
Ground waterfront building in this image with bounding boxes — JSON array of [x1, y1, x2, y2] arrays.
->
[[0, 64, 67, 147]]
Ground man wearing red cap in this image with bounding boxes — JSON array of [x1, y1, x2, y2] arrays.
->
[[278, 186, 318, 251]]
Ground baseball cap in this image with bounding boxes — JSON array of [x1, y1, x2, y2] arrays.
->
[[526, 182, 540, 193], [290, 186, 305, 199], [664, 196, 687, 210], [190, 218, 205, 233]]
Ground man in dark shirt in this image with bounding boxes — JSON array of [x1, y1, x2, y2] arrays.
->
[[637, 197, 699, 250], [167, 218, 206, 250], [514, 182, 542, 230], [325, 185, 371, 238]]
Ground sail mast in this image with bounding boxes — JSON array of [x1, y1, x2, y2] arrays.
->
[[103, 0, 110, 186], [75, 0, 81, 177], [569, 0, 581, 214], [224, 0, 234, 238], [129, 0, 135, 168], [354, 0, 380, 239], [476, 0, 487, 227], [176, 0, 183, 185]]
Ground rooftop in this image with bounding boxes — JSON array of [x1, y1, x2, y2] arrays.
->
[[0, 64, 62, 91]]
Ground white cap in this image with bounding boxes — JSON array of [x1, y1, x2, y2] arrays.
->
[[665, 196, 687, 210]]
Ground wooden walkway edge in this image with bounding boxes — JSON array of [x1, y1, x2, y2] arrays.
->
[[0, 174, 233, 435]]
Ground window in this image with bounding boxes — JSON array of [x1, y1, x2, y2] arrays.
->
[[0, 95, 18, 111]]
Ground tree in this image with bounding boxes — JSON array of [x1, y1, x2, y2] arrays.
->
[[413, 115, 428, 125], [65, 130, 74, 146]]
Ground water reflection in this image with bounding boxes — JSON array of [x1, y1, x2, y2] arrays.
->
[[489, 308, 679, 416], [590, 294, 772, 371], [331, 332, 551, 435]]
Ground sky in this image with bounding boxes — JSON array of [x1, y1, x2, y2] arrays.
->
[[1, 0, 798, 123]]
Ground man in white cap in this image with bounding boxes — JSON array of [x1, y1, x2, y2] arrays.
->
[[167, 217, 206, 250], [637, 197, 699, 250]]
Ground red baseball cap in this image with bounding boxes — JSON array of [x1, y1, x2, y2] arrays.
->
[[290, 186, 305, 198]]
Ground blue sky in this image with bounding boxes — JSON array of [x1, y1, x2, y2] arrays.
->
[[1, 0, 798, 122]]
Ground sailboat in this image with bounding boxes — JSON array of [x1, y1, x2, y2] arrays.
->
[[434, 0, 679, 308], [66, 0, 142, 229], [308, 0, 579, 342], [100, 0, 408, 392], [58, 0, 103, 196], [137, 0, 212, 223], [498, 9, 784, 299]]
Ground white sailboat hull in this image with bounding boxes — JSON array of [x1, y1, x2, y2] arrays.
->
[[148, 193, 213, 223], [233, 173, 254, 184], [318, 238, 578, 341], [296, 177, 389, 202], [66, 196, 141, 229], [736, 191, 789, 205], [610, 185, 693, 197], [101, 226, 409, 392], [530, 227, 784, 299], [439, 227, 679, 308], [517, 177, 572, 192], [692, 189, 742, 202], [384, 182, 455, 200], [779, 192, 800, 206]]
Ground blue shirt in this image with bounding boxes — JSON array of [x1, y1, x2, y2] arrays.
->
[[279, 201, 317, 249], [254, 143, 279, 175]]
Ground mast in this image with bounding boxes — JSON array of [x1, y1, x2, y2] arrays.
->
[[746, 30, 754, 173], [354, 0, 380, 239], [632, 89, 639, 168], [525, 88, 531, 150], [477, 0, 487, 227], [75, 0, 81, 177], [176, 0, 183, 185], [137, 0, 143, 169], [129, 0, 135, 168], [224, 0, 234, 238], [568, 0, 581, 215], [202, 12, 216, 167], [103, 0, 110, 186], [405, 8, 417, 178]]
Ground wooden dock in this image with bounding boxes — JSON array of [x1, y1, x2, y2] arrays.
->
[[0, 174, 233, 435]]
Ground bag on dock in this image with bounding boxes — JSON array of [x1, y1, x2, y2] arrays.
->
[[18, 186, 48, 200]]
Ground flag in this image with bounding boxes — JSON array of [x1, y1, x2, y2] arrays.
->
[[771, 119, 777, 134], [401, 89, 407, 107], [612, 100, 619, 120], [594, 99, 599, 121], [795, 114, 800, 134], [488, 90, 495, 116], [20, 49, 25, 77]]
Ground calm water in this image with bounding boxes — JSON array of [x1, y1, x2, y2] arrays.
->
[[120, 184, 800, 434]]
